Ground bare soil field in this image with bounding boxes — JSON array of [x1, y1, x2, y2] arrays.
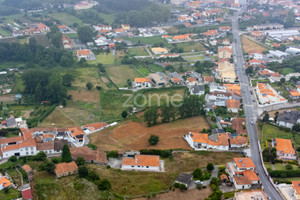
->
[[134, 188, 212, 200], [100, 77, 109, 83], [241, 36, 268, 53], [38, 108, 78, 128], [268, 108, 298, 118], [68, 90, 100, 103], [89, 116, 210, 151], [0, 94, 14, 102]]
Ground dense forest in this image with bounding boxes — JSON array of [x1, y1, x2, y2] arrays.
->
[[0, 38, 74, 68]]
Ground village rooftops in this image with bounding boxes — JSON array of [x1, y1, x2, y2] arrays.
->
[[0, 136, 23, 145], [84, 122, 108, 132], [122, 155, 159, 167], [292, 181, 300, 195], [22, 165, 33, 173], [189, 132, 229, 146], [203, 76, 214, 83], [218, 46, 232, 53], [77, 49, 91, 56], [0, 176, 12, 188], [226, 99, 240, 109], [203, 29, 218, 36], [233, 157, 255, 169], [1, 139, 36, 152], [54, 161, 78, 175], [70, 146, 108, 164], [289, 90, 300, 97], [36, 141, 54, 150], [134, 78, 151, 83], [231, 118, 247, 135], [275, 138, 295, 155]]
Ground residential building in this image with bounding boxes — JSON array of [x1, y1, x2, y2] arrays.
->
[[121, 24, 130, 30], [77, 49, 92, 61], [250, 31, 264, 37], [172, 35, 190, 42], [203, 30, 219, 37], [226, 99, 240, 113], [0, 175, 12, 191], [151, 47, 168, 54], [62, 35, 73, 49], [70, 146, 108, 165], [36, 141, 55, 155], [231, 118, 247, 135], [83, 122, 108, 134], [1, 139, 37, 159], [249, 59, 264, 66], [190, 84, 205, 96], [54, 161, 78, 178], [203, 76, 215, 84], [290, 90, 300, 100], [21, 184, 32, 200], [221, 71, 236, 83], [134, 78, 152, 89], [186, 77, 198, 85], [249, 23, 284, 31], [234, 190, 268, 200], [276, 110, 300, 129], [174, 173, 193, 187], [256, 83, 286, 105], [206, 91, 233, 106], [292, 181, 300, 200], [121, 155, 160, 172], [226, 157, 259, 189], [67, 127, 84, 143], [218, 46, 232, 58], [224, 84, 241, 96], [184, 132, 248, 150], [273, 138, 297, 161], [148, 73, 167, 87]]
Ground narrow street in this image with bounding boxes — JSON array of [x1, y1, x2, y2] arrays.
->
[[232, 5, 284, 200]]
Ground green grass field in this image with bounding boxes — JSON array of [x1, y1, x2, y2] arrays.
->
[[0, 188, 21, 200], [171, 42, 206, 52], [49, 13, 83, 26], [128, 47, 149, 57], [98, 13, 115, 25], [96, 53, 114, 65], [0, 27, 11, 37], [280, 68, 295, 75], [125, 36, 167, 46], [137, 68, 151, 76], [183, 55, 205, 61], [148, 64, 164, 72], [105, 65, 140, 88], [259, 124, 300, 147]]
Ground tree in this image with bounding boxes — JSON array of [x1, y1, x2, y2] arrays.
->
[[144, 107, 158, 127], [76, 157, 85, 166], [8, 156, 17, 162], [96, 179, 111, 190], [62, 145, 72, 163], [293, 124, 300, 132], [86, 82, 93, 90], [192, 168, 202, 179], [148, 135, 159, 145], [78, 166, 89, 178], [77, 26, 94, 44], [280, 78, 285, 84], [262, 113, 269, 122], [62, 74, 74, 87], [88, 170, 100, 182], [45, 162, 55, 173], [121, 111, 128, 118], [245, 67, 253, 74], [262, 147, 277, 164], [207, 163, 214, 171], [35, 151, 47, 161]]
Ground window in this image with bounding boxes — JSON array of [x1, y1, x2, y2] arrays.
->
[[26, 152, 28, 155], [25, 147, 28, 150], [131, 166, 134, 167], [146, 166, 149, 168], [138, 166, 140, 168], [31, 151, 33, 154], [30, 147, 33, 150]]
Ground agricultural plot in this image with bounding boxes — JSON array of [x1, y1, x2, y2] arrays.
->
[[136, 67, 151, 76], [96, 53, 114, 65], [171, 41, 206, 52], [49, 13, 83, 26], [125, 36, 167, 46], [0, 27, 11, 37], [89, 116, 208, 151], [105, 65, 140, 88], [128, 47, 149, 57], [241, 36, 269, 53]]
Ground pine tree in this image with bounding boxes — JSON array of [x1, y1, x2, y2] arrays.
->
[[62, 145, 72, 163]]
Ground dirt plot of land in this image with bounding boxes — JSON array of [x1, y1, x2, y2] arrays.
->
[[68, 90, 100, 103], [100, 77, 109, 83], [241, 36, 268, 53], [90, 116, 210, 151], [0, 94, 14, 102], [134, 188, 212, 200], [268, 108, 298, 118]]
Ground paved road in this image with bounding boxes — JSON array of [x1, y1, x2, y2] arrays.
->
[[232, 5, 283, 200]]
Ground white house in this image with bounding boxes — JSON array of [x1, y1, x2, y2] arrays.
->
[[121, 155, 160, 172], [77, 49, 92, 61], [134, 78, 152, 89], [1, 140, 37, 159], [83, 122, 108, 134], [273, 138, 297, 161]]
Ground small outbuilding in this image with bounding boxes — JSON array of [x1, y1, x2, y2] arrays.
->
[[174, 173, 193, 187]]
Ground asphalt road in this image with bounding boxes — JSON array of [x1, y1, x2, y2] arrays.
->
[[232, 5, 283, 200]]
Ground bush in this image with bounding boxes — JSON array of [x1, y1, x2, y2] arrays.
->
[[78, 166, 89, 178], [106, 150, 118, 158], [87, 144, 97, 150], [140, 149, 172, 158], [148, 135, 159, 145], [51, 157, 62, 164], [96, 179, 111, 190], [88, 170, 100, 182], [269, 169, 300, 178], [76, 157, 85, 166], [286, 164, 293, 170], [207, 163, 214, 171], [8, 156, 17, 163], [34, 151, 47, 161], [193, 168, 202, 179]]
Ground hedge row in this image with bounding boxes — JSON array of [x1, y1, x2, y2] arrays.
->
[[27, 104, 57, 128], [269, 170, 300, 178], [140, 149, 172, 158]]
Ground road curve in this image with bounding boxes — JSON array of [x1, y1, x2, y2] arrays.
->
[[232, 5, 283, 200]]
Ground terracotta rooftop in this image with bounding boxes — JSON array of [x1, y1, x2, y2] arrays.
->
[[233, 157, 255, 168], [36, 141, 54, 150], [226, 99, 240, 109], [231, 118, 247, 135], [275, 138, 295, 155], [122, 155, 159, 167], [54, 161, 78, 175], [292, 181, 300, 194], [22, 165, 33, 173], [70, 146, 108, 164]]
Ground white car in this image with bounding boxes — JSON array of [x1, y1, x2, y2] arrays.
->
[[194, 180, 203, 184]]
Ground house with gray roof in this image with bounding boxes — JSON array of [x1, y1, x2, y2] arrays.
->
[[190, 84, 205, 96], [276, 111, 300, 129]]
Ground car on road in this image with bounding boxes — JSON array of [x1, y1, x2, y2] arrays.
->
[[251, 120, 254, 125], [194, 180, 203, 184]]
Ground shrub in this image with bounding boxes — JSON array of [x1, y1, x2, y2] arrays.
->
[[87, 144, 97, 150], [88, 170, 100, 182], [148, 135, 159, 145], [78, 166, 89, 178], [207, 163, 214, 171], [76, 157, 85, 166], [8, 156, 17, 163], [96, 179, 111, 190], [193, 168, 202, 179], [286, 164, 293, 170]]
